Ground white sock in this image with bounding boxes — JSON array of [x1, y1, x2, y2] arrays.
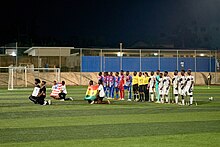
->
[[182, 99, 185, 105], [161, 96, 164, 103], [151, 94, 154, 101], [175, 96, 178, 104], [190, 96, 193, 105], [165, 96, 168, 103]]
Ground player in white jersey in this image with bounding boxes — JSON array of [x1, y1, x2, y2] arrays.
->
[[183, 69, 194, 105], [148, 71, 155, 102], [172, 70, 179, 104], [178, 70, 186, 105], [162, 71, 171, 103], [158, 73, 164, 103]]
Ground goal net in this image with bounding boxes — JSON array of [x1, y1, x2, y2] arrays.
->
[[8, 67, 60, 90]]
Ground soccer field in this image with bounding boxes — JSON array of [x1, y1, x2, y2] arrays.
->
[[0, 86, 220, 147]]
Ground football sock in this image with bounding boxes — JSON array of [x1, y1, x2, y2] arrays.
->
[[175, 96, 178, 104], [190, 96, 193, 105]]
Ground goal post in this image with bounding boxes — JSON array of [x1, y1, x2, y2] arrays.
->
[[7, 67, 60, 90]]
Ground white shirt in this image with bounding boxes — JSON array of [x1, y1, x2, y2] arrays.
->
[[163, 76, 171, 87], [149, 76, 155, 87], [61, 85, 67, 94], [186, 75, 194, 87], [173, 76, 179, 88], [98, 84, 105, 97], [52, 84, 58, 90], [179, 75, 186, 88], [159, 78, 163, 89]]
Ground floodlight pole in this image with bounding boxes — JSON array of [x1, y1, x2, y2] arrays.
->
[[140, 49, 142, 72], [194, 50, 197, 84], [120, 43, 123, 70], [177, 50, 179, 71], [15, 42, 18, 67]]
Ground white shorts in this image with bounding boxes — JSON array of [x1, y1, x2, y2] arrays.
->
[[163, 87, 170, 95], [184, 86, 193, 96], [178, 86, 185, 95], [173, 87, 178, 95], [159, 89, 163, 95], [149, 87, 154, 93]]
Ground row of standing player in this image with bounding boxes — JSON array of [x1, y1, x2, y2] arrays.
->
[[98, 69, 194, 105]]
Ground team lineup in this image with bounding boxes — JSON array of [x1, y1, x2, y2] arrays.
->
[[96, 69, 195, 105], [28, 69, 194, 106]]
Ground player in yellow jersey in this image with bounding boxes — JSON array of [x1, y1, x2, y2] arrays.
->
[[138, 72, 144, 102], [132, 71, 139, 101], [143, 72, 150, 101]]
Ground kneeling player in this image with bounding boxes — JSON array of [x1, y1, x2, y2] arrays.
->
[[29, 79, 51, 105], [59, 81, 73, 101], [162, 71, 171, 103]]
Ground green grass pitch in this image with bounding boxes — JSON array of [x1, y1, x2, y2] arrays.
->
[[0, 85, 220, 147]]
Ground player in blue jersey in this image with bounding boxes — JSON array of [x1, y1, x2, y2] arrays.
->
[[124, 71, 132, 101], [114, 72, 120, 99], [108, 72, 115, 99]]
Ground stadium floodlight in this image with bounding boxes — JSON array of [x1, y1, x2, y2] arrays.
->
[[200, 53, 205, 57], [117, 52, 123, 57]]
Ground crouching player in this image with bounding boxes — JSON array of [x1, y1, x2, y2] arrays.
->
[[172, 70, 179, 104], [59, 81, 73, 101], [94, 80, 110, 104], [124, 71, 132, 101], [162, 71, 171, 103], [29, 79, 51, 105], [183, 69, 194, 106]]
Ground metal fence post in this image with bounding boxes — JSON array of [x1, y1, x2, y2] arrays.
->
[[80, 48, 82, 85], [177, 50, 179, 71], [140, 49, 142, 72], [100, 49, 102, 72], [120, 43, 122, 70], [158, 50, 161, 70], [194, 50, 197, 84], [209, 51, 212, 72]]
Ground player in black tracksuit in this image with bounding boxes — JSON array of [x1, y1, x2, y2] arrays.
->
[[29, 79, 50, 105]]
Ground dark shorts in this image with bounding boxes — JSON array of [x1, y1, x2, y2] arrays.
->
[[139, 85, 145, 92], [133, 84, 138, 92]]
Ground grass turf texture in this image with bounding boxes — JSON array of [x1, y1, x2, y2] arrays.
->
[[0, 86, 220, 147]]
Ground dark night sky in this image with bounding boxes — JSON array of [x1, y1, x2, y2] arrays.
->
[[1, 0, 220, 48]]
